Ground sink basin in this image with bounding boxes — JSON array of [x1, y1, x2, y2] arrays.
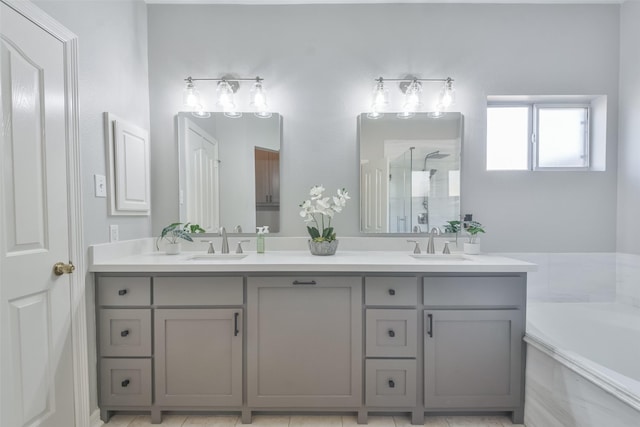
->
[[189, 253, 248, 261], [410, 253, 469, 261]]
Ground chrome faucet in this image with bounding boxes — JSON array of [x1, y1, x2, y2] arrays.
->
[[220, 227, 230, 254], [426, 227, 440, 254]]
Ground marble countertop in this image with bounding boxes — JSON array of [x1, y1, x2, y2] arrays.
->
[[90, 249, 536, 274]]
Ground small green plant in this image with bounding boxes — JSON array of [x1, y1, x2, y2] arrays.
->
[[156, 222, 205, 249], [465, 221, 485, 244], [443, 220, 461, 234]]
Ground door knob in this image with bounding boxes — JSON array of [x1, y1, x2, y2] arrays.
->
[[53, 261, 75, 276]]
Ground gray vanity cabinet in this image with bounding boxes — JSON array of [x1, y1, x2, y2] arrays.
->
[[154, 308, 243, 406], [247, 276, 362, 407], [423, 309, 523, 408], [422, 275, 526, 416]]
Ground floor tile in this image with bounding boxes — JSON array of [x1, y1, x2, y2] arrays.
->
[[104, 414, 137, 426], [289, 415, 342, 426], [129, 415, 154, 426], [184, 415, 238, 426], [159, 415, 190, 426], [446, 415, 510, 427], [236, 415, 290, 426], [343, 415, 395, 426], [423, 416, 450, 427]]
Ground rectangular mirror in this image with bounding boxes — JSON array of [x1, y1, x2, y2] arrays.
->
[[359, 112, 462, 233], [177, 112, 282, 233]]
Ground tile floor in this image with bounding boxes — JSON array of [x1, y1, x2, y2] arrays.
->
[[104, 414, 525, 427]]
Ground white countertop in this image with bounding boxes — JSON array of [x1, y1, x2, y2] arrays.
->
[[89, 249, 536, 274]]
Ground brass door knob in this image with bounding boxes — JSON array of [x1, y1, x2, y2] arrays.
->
[[53, 261, 75, 276]]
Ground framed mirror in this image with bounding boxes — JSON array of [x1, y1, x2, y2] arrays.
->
[[359, 112, 462, 233], [177, 112, 282, 233]]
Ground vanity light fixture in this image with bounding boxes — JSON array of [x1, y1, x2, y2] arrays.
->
[[367, 76, 456, 119], [182, 76, 272, 119]]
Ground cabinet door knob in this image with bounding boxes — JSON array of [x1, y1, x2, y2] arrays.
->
[[120, 330, 130, 337], [121, 379, 130, 387], [427, 313, 434, 338], [388, 329, 395, 338], [118, 289, 127, 296], [388, 379, 395, 388], [388, 289, 396, 296]]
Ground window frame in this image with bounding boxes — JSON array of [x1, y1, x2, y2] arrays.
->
[[532, 103, 591, 171], [486, 101, 592, 171]]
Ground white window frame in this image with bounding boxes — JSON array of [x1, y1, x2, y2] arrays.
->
[[533, 103, 590, 171]]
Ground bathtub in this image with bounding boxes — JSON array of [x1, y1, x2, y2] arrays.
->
[[524, 302, 640, 427]]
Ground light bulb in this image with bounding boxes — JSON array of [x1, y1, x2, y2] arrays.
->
[[183, 79, 200, 109], [217, 80, 241, 117]]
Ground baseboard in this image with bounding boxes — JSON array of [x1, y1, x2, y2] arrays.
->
[[91, 409, 104, 427]]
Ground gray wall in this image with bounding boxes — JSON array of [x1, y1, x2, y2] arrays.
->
[[33, 0, 151, 413], [148, 3, 620, 252], [617, 1, 640, 255]]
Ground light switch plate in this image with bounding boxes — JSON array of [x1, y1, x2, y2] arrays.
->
[[94, 174, 107, 198], [109, 225, 119, 242]]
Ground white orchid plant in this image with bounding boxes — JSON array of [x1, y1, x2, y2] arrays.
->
[[299, 185, 350, 242]]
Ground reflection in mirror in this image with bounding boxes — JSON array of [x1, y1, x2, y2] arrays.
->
[[359, 112, 462, 233], [177, 112, 281, 233]]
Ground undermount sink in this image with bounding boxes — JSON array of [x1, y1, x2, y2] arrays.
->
[[410, 253, 470, 261], [189, 253, 248, 261]]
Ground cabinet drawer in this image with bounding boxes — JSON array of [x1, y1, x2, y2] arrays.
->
[[423, 276, 525, 307], [154, 276, 243, 306], [99, 309, 151, 357], [365, 277, 417, 306], [97, 277, 150, 306], [366, 309, 417, 357], [100, 358, 151, 407], [366, 359, 417, 407]]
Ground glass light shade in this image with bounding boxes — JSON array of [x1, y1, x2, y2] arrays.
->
[[403, 81, 423, 109], [367, 110, 383, 120], [429, 103, 445, 118], [191, 105, 211, 119], [183, 82, 200, 109], [440, 80, 456, 108], [217, 81, 236, 109], [371, 80, 389, 111], [397, 111, 415, 119], [251, 81, 272, 118]]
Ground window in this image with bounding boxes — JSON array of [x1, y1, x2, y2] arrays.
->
[[487, 102, 590, 171]]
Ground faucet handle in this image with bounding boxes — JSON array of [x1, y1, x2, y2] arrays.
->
[[200, 240, 215, 254], [236, 240, 250, 254], [442, 241, 451, 255], [406, 240, 422, 254]]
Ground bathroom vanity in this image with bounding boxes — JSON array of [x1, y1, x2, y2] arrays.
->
[[91, 246, 534, 425]]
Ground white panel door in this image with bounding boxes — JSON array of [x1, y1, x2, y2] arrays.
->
[[182, 117, 219, 231], [1, 3, 75, 426], [114, 119, 150, 212], [360, 160, 388, 232]]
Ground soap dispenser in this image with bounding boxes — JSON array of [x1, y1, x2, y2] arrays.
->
[[256, 226, 268, 254]]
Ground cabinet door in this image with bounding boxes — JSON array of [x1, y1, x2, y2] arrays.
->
[[247, 277, 362, 407], [424, 310, 523, 409], [155, 309, 242, 406], [268, 151, 280, 204]]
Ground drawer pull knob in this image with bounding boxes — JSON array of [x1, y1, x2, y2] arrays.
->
[[118, 289, 127, 296], [388, 379, 395, 388], [388, 329, 395, 338], [121, 379, 130, 387], [292, 280, 316, 286], [388, 289, 396, 296], [120, 330, 130, 337]]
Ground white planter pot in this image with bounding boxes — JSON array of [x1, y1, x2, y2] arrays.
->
[[463, 242, 481, 255], [166, 242, 181, 255]]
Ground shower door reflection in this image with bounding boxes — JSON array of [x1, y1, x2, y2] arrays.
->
[[359, 113, 462, 233]]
